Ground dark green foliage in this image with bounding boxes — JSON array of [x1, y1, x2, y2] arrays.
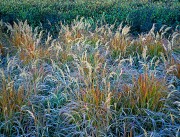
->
[[0, 0, 179, 35]]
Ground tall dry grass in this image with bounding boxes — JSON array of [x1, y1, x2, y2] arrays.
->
[[0, 18, 179, 136]]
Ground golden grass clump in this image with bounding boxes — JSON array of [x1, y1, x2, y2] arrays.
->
[[130, 34, 165, 57], [0, 73, 29, 134], [10, 22, 33, 48], [167, 63, 180, 79], [0, 83, 25, 119], [176, 64, 180, 79], [60, 26, 84, 44], [129, 25, 172, 57], [59, 17, 90, 46], [70, 81, 113, 135], [6, 21, 49, 63], [118, 73, 168, 113], [79, 84, 111, 109], [19, 47, 49, 64], [85, 24, 113, 47], [110, 25, 131, 57]]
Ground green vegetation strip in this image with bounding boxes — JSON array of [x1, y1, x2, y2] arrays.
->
[[0, 0, 180, 34]]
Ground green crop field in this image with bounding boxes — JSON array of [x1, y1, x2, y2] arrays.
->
[[0, 0, 180, 136]]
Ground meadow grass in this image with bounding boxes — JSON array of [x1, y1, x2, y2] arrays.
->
[[0, 17, 179, 136]]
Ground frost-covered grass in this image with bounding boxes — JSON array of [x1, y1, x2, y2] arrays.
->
[[0, 18, 179, 136]]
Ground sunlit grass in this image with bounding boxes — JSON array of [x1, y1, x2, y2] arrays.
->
[[6, 21, 50, 64], [120, 73, 168, 113], [0, 71, 28, 135], [0, 18, 179, 136]]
